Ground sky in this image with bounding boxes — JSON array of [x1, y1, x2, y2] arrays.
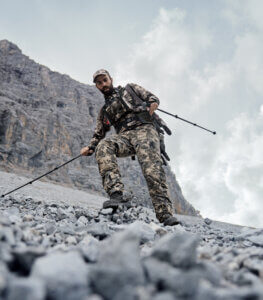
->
[[0, 0, 262, 227]]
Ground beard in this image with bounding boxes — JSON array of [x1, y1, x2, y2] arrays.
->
[[101, 84, 114, 96]]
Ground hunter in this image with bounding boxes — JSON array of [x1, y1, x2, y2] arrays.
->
[[80, 69, 179, 226]]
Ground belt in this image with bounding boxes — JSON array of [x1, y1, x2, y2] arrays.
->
[[114, 116, 139, 133]]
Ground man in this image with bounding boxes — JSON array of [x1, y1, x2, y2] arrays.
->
[[81, 69, 179, 226]]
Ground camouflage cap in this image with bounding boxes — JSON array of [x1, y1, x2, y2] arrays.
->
[[93, 69, 111, 83]]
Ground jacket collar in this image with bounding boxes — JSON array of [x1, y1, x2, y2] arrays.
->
[[104, 86, 122, 102]]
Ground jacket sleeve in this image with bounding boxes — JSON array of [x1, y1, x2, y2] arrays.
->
[[129, 83, 160, 106], [88, 107, 111, 150]]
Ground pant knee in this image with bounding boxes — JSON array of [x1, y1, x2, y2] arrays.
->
[[95, 139, 116, 161]]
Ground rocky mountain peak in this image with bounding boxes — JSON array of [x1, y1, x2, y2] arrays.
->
[[0, 39, 22, 55]]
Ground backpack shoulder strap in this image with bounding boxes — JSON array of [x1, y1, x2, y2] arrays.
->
[[125, 84, 147, 108], [126, 84, 172, 136], [102, 104, 114, 126]]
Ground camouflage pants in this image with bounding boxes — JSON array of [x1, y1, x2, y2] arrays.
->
[[95, 124, 174, 222]]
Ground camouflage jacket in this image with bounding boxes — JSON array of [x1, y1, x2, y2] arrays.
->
[[88, 83, 160, 150]]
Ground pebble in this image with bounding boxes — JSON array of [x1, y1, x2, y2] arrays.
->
[[204, 218, 212, 225]]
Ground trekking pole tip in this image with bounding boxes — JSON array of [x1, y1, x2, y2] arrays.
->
[[213, 131, 216, 135]]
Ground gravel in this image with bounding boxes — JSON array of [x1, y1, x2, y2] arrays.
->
[[0, 171, 263, 299]]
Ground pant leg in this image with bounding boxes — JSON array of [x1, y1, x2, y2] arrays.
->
[[95, 134, 135, 196], [130, 124, 174, 222]]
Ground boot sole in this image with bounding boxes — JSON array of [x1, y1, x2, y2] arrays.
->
[[103, 201, 132, 210]]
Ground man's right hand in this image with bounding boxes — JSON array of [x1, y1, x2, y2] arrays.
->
[[80, 146, 94, 156]]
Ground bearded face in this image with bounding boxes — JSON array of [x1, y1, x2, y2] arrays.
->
[[95, 74, 114, 96]]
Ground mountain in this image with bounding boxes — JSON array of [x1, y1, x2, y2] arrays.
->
[[0, 39, 198, 216]]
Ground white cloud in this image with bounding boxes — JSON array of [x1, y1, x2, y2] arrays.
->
[[218, 111, 263, 226], [223, 0, 263, 31], [182, 110, 263, 227], [115, 3, 263, 227]]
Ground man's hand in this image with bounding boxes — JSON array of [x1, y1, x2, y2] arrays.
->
[[80, 146, 94, 156], [147, 102, 159, 116]]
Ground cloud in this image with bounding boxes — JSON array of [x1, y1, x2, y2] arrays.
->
[[218, 110, 263, 226], [114, 3, 263, 227]]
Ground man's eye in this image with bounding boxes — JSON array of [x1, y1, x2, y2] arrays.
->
[[103, 79, 108, 82]]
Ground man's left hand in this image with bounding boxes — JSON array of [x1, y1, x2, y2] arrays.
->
[[148, 102, 159, 116]]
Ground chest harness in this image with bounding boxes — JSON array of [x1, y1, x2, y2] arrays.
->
[[102, 85, 172, 165]]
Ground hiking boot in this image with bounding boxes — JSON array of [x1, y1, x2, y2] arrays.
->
[[103, 192, 130, 209], [162, 214, 180, 226]]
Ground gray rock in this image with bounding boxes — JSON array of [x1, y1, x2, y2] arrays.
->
[[56, 208, 69, 221], [6, 207, 20, 215], [143, 256, 181, 286], [31, 251, 89, 300], [191, 261, 223, 286], [85, 210, 99, 220], [86, 223, 111, 239], [204, 218, 212, 225], [58, 225, 75, 235], [126, 221, 156, 244], [0, 262, 8, 294], [11, 247, 46, 275], [22, 214, 34, 222], [116, 218, 122, 225], [140, 242, 155, 257], [78, 235, 100, 262], [236, 228, 262, 241], [45, 223, 57, 235], [6, 277, 46, 300], [77, 216, 89, 226], [41, 236, 52, 248], [111, 214, 119, 223], [143, 256, 200, 298], [247, 235, 263, 247], [114, 285, 152, 300], [196, 281, 263, 300], [0, 242, 13, 264], [148, 222, 168, 237], [90, 230, 145, 299], [65, 236, 77, 245], [242, 257, 263, 279], [22, 228, 37, 244], [100, 208, 113, 215], [0, 227, 15, 246], [152, 291, 176, 300], [150, 232, 200, 268], [108, 224, 128, 232], [87, 295, 103, 300], [232, 269, 262, 286], [0, 215, 11, 226]]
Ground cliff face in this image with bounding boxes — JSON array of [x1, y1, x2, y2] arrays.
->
[[0, 40, 198, 216]]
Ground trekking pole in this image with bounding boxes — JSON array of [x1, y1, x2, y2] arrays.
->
[[1, 154, 82, 198], [157, 108, 216, 135]]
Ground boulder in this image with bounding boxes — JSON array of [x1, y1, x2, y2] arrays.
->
[[90, 230, 145, 299], [31, 251, 89, 300], [6, 277, 46, 300], [78, 235, 100, 263], [126, 221, 156, 244], [150, 232, 200, 268]]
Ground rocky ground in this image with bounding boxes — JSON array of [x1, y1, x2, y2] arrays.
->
[[1, 172, 263, 299]]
